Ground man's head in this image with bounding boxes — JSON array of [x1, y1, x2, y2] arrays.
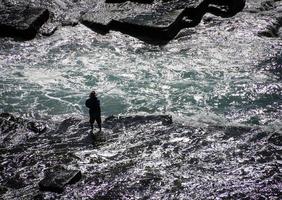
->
[[90, 91, 96, 98]]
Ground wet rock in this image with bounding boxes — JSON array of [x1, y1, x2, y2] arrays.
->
[[33, 193, 44, 200], [268, 133, 282, 146], [5, 174, 26, 189], [193, 0, 246, 18], [104, 115, 172, 128], [0, 113, 47, 148], [256, 0, 282, 38], [39, 166, 82, 193], [261, 164, 280, 179], [81, 5, 190, 44], [27, 121, 47, 133], [260, 0, 277, 11], [256, 145, 278, 163], [223, 126, 252, 139], [258, 17, 282, 37], [0, 186, 8, 195], [56, 117, 81, 134], [39, 22, 59, 36], [0, 113, 15, 121], [62, 19, 79, 27], [0, 6, 49, 39], [249, 131, 268, 142], [0, 113, 21, 134], [0, 113, 46, 134], [1, 111, 281, 199], [107, 9, 184, 43], [81, 0, 245, 44]]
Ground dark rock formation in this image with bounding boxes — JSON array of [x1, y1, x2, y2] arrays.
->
[[256, 0, 282, 38], [1, 112, 281, 198], [104, 115, 173, 128], [268, 133, 282, 146], [81, 0, 246, 44], [196, 0, 246, 18], [0, 113, 46, 134], [258, 16, 282, 37], [0, 113, 47, 148], [5, 174, 26, 189], [259, 0, 277, 11], [39, 166, 82, 193], [27, 121, 47, 133], [39, 22, 58, 36], [0, 6, 49, 39], [0, 0, 246, 43], [0, 186, 8, 195]]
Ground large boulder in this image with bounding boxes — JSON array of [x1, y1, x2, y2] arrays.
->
[[80, 1, 191, 44], [39, 166, 82, 193], [0, 6, 49, 39]]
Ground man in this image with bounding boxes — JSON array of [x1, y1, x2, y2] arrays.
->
[[85, 91, 101, 132]]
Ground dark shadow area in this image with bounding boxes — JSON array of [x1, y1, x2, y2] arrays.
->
[[108, 20, 179, 45], [80, 20, 110, 35]]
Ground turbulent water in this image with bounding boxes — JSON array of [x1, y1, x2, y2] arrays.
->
[[0, 0, 282, 199]]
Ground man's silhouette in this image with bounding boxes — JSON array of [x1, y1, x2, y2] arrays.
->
[[85, 91, 101, 132]]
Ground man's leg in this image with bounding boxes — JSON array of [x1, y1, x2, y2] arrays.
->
[[96, 116, 102, 131], [90, 116, 94, 132], [90, 123, 94, 131]]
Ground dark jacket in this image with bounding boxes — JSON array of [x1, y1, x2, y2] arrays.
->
[[85, 97, 101, 116]]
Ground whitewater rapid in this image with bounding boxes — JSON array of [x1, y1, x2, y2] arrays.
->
[[0, 14, 281, 127]]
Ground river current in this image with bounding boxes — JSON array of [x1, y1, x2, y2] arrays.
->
[[0, 0, 282, 199]]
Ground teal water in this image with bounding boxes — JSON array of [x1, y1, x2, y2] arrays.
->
[[0, 12, 281, 128]]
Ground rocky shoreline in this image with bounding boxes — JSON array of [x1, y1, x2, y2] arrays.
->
[[0, 0, 250, 43], [0, 0, 282, 44], [1, 0, 281, 43], [0, 112, 281, 199]]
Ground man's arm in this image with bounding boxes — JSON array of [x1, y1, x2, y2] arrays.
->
[[85, 99, 91, 108], [97, 100, 101, 114]]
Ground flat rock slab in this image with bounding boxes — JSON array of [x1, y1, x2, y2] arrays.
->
[[119, 9, 183, 28], [82, 7, 183, 28], [0, 6, 49, 39], [104, 115, 173, 128], [39, 166, 82, 193]]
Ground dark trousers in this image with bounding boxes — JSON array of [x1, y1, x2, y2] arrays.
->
[[90, 115, 101, 130]]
